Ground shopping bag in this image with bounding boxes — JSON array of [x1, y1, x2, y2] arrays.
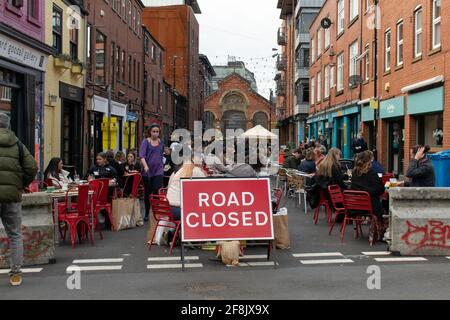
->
[[112, 198, 141, 231], [154, 219, 176, 246], [273, 208, 290, 249]]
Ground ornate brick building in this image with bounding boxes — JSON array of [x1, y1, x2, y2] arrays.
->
[[204, 73, 275, 132]]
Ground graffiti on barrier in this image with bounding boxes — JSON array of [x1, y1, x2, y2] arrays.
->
[[0, 226, 53, 260], [401, 220, 450, 252]]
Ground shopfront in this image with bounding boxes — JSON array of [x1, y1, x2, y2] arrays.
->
[[407, 86, 444, 151], [332, 105, 360, 159], [59, 82, 84, 176], [124, 111, 138, 151], [90, 95, 127, 155], [0, 31, 50, 174], [380, 96, 405, 175], [361, 104, 375, 151]]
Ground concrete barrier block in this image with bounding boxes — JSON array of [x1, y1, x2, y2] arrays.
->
[[0, 192, 55, 269], [389, 188, 450, 256]]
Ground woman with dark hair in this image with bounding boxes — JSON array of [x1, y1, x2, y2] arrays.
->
[[406, 145, 435, 187], [139, 124, 165, 221], [87, 153, 118, 180], [44, 157, 72, 187], [350, 151, 385, 220], [298, 148, 317, 174]]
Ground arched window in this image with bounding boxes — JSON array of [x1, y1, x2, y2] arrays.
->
[[203, 111, 215, 130], [252, 112, 268, 129]]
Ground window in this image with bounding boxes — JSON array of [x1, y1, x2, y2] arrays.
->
[[317, 29, 322, 56], [28, 0, 39, 20], [311, 77, 315, 105], [303, 48, 310, 67], [151, 78, 155, 104], [70, 28, 78, 60], [414, 8, 423, 57], [317, 71, 321, 102], [116, 46, 120, 82], [52, 6, 63, 55], [137, 12, 141, 36], [122, 0, 126, 19], [417, 113, 444, 147], [300, 13, 316, 33], [87, 24, 92, 80], [111, 42, 115, 87], [324, 65, 330, 98], [128, 55, 132, 84], [132, 7, 136, 31], [128, 1, 132, 25], [330, 65, 335, 89], [337, 0, 345, 35], [396, 21, 403, 66], [349, 41, 358, 77], [365, 0, 371, 13], [311, 38, 315, 62], [432, 0, 441, 49], [385, 29, 391, 72], [364, 44, 370, 81], [158, 82, 161, 108], [152, 44, 157, 62], [95, 31, 106, 85], [324, 23, 330, 49], [121, 50, 125, 83], [350, 0, 359, 21], [337, 53, 344, 91]]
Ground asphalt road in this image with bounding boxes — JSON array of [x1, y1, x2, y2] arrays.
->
[[1, 196, 450, 300]]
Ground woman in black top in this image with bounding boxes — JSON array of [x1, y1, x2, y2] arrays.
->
[[316, 148, 347, 191], [350, 151, 385, 219], [87, 153, 118, 180], [121, 152, 142, 196], [298, 148, 317, 174]]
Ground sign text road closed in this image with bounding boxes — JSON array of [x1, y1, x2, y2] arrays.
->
[[180, 178, 274, 242]]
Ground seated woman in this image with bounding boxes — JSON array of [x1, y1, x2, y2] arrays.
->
[[350, 150, 385, 222], [44, 157, 72, 188], [298, 148, 317, 174], [87, 153, 118, 181], [120, 152, 142, 196], [166, 156, 207, 221], [316, 148, 347, 192]]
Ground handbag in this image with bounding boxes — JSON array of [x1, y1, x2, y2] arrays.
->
[[112, 198, 143, 231]]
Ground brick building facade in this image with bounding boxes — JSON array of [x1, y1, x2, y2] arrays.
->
[[308, 0, 448, 176]]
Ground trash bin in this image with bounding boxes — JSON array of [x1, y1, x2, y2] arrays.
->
[[428, 150, 450, 187]]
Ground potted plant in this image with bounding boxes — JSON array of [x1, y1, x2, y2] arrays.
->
[[54, 54, 72, 69], [71, 59, 85, 74]]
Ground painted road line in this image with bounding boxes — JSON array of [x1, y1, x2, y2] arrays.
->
[[293, 252, 344, 258], [0, 268, 43, 274], [240, 255, 269, 260], [447, 257, 450, 260], [228, 261, 277, 267], [66, 265, 123, 273], [300, 259, 354, 265], [147, 263, 203, 269], [374, 257, 428, 262], [147, 256, 199, 262], [72, 258, 124, 264], [362, 251, 392, 256]]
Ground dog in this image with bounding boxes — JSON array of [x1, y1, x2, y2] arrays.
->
[[216, 241, 242, 266]]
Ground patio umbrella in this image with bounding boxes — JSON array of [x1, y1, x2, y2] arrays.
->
[[240, 125, 278, 139]]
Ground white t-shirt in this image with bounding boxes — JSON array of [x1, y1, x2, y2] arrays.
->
[[166, 167, 207, 207]]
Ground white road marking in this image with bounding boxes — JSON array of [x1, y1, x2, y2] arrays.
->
[[147, 256, 199, 262], [72, 258, 124, 264], [300, 259, 354, 265], [66, 266, 123, 273], [239, 255, 269, 260], [362, 251, 392, 256], [147, 263, 203, 269], [228, 261, 277, 267], [374, 257, 428, 262], [0, 268, 43, 274], [293, 252, 344, 258]]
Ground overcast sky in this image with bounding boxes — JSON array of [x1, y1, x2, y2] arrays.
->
[[196, 0, 281, 99]]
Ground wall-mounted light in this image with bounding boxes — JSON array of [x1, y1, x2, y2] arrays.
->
[[48, 94, 58, 105]]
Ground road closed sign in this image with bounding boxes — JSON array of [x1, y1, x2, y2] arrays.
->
[[180, 178, 274, 242]]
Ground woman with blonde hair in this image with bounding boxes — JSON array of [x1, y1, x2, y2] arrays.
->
[[316, 148, 347, 191], [166, 156, 207, 221]]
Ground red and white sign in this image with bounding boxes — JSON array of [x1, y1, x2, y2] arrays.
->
[[180, 178, 274, 242]]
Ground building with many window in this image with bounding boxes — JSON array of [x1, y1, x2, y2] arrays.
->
[[308, 0, 449, 176]]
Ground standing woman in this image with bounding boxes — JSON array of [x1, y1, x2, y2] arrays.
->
[[139, 124, 165, 221]]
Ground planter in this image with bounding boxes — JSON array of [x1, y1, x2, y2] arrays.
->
[[54, 58, 71, 69], [71, 64, 83, 74]]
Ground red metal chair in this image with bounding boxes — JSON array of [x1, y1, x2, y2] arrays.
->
[[158, 188, 168, 196], [59, 185, 95, 248], [89, 179, 115, 231], [313, 190, 332, 225], [342, 190, 379, 246], [273, 188, 283, 213], [328, 185, 346, 235], [148, 194, 180, 256], [88, 181, 104, 240], [118, 173, 143, 198]]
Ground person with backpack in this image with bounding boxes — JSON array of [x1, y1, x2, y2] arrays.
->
[[0, 112, 37, 286]]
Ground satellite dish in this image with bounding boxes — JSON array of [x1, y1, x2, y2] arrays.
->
[[321, 18, 332, 29]]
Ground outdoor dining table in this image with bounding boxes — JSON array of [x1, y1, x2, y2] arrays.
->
[[50, 188, 95, 245]]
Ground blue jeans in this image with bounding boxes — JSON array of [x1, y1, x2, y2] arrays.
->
[[0, 202, 23, 275], [170, 206, 181, 221]]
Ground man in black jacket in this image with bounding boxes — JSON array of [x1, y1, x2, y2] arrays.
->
[[406, 145, 435, 187]]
